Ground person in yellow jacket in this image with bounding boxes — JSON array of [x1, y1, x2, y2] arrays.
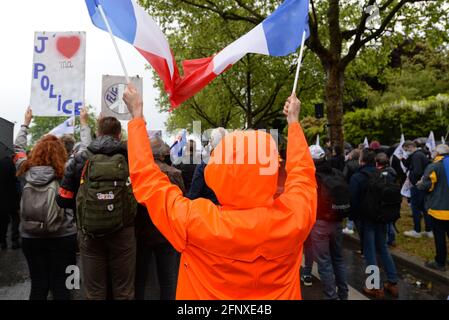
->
[[123, 83, 317, 299], [417, 144, 449, 272]]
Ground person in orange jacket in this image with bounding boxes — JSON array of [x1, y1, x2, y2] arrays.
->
[[123, 84, 317, 300]]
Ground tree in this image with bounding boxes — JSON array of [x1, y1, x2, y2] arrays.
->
[[141, 0, 325, 133], [141, 0, 447, 144]]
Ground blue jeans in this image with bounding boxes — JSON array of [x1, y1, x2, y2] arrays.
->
[[310, 220, 348, 300], [410, 186, 432, 233], [302, 235, 314, 277], [387, 223, 396, 246], [363, 220, 398, 283]]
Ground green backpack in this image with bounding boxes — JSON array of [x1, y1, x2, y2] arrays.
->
[[76, 152, 137, 238]]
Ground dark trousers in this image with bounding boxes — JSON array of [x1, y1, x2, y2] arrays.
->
[[0, 210, 20, 243], [431, 216, 449, 266], [410, 186, 432, 233], [135, 240, 180, 300], [22, 234, 77, 300], [311, 220, 348, 300], [79, 226, 136, 300]]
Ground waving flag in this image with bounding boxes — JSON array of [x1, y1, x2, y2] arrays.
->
[[426, 131, 436, 153], [363, 137, 369, 149], [392, 133, 407, 173], [85, 0, 178, 95], [170, 0, 310, 106], [49, 117, 75, 137], [86, 0, 309, 108]]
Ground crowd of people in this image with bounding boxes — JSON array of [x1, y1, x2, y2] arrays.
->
[[0, 85, 448, 300], [301, 137, 449, 299]]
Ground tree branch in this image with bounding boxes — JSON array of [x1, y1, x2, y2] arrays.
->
[[307, 0, 330, 64], [179, 0, 261, 25], [342, 0, 432, 68], [327, 0, 343, 58], [234, 0, 265, 21], [189, 98, 219, 127], [221, 77, 247, 112]]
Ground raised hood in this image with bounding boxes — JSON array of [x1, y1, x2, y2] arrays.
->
[[205, 130, 279, 209]]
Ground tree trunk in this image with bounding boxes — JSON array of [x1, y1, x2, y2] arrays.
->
[[325, 64, 345, 149]]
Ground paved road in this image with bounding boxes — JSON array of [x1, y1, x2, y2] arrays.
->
[[1, 238, 448, 300]]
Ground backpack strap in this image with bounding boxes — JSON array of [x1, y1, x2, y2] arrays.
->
[[80, 150, 94, 183]]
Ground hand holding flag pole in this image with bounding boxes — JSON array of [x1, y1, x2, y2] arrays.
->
[[97, 4, 130, 83], [292, 30, 307, 95]]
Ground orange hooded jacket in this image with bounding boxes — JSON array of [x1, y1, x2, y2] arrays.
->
[[128, 118, 317, 300]]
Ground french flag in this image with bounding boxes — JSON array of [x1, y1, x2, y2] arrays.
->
[[85, 0, 178, 96], [171, 0, 310, 106]]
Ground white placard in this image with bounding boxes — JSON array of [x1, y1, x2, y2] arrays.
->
[[30, 31, 86, 117], [101, 75, 143, 120]]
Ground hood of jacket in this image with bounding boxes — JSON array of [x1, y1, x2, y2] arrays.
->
[[204, 130, 279, 209], [24, 166, 56, 186], [88, 135, 126, 156]]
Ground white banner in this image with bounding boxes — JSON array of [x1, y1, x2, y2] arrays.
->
[[30, 31, 86, 117], [48, 117, 75, 137], [101, 75, 143, 120]]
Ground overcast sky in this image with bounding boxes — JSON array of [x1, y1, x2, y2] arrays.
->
[[0, 0, 168, 137]]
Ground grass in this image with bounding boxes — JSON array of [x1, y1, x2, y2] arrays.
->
[[394, 199, 449, 262]]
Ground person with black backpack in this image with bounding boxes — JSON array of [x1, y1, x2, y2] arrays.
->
[[375, 153, 400, 247], [56, 116, 137, 300], [401, 140, 433, 238], [302, 145, 349, 300], [351, 149, 400, 299], [14, 107, 77, 300]]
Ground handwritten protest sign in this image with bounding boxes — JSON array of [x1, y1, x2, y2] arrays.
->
[[30, 31, 86, 116], [101, 75, 142, 120]]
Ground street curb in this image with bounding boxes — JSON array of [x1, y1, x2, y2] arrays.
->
[[343, 233, 449, 286]]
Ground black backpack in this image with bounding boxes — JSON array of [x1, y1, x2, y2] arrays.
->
[[361, 169, 402, 224], [316, 169, 351, 221]]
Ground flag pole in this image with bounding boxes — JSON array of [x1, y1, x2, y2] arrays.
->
[[292, 30, 307, 95], [97, 4, 130, 83]]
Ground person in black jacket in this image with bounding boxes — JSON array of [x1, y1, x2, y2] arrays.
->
[[302, 145, 349, 300], [350, 149, 399, 299], [376, 153, 398, 247], [56, 117, 136, 300], [401, 140, 432, 238], [0, 154, 21, 250], [342, 149, 360, 235]]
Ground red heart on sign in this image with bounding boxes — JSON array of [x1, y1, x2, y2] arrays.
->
[[56, 36, 81, 59]]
